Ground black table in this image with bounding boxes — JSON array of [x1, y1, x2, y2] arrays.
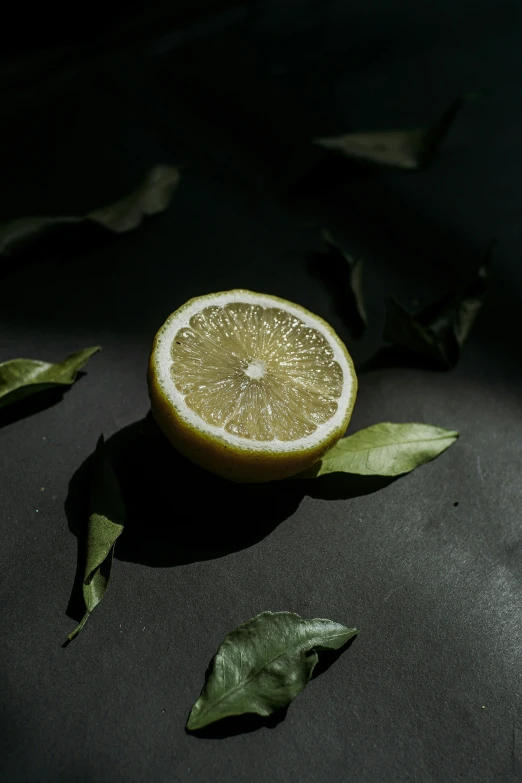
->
[[1, 3, 521, 781]]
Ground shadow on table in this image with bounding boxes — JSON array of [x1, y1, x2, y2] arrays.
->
[[0, 377, 90, 431], [186, 707, 289, 739], [64, 413, 395, 619], [64, 415, 375, 733], [356, 345, 447, 374]]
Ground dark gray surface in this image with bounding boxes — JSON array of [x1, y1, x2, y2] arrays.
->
[[1, 2, 521, 781]]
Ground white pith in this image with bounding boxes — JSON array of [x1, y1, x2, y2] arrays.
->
[[244, 358, 266, 380], [152, 291, 355, 453]]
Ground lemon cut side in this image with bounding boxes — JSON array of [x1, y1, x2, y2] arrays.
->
[[148, 290, 357, 482]]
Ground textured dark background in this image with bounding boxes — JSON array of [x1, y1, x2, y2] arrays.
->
[[1, 2, 521, 781]]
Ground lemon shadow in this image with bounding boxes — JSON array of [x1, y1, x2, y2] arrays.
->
[[65, 413, 396, 620]]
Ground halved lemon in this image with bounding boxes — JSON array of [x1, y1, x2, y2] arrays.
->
[[148, 290, 357, 482]]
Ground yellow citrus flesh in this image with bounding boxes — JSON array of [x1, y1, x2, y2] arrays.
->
[[148, 290, 357, 482]]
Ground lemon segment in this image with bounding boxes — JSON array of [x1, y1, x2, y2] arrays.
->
[[148, 290, 357, 482]]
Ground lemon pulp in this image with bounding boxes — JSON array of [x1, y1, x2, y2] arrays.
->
[[170, 302, 343, 442]]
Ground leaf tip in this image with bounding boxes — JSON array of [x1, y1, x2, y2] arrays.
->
[[77, 345, 102, 363], [313, 136, 331, 150], [185, 705, 204, 732], [340, 626, 360, 644]]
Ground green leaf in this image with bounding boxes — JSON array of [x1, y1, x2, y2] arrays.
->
[[0, 346, 101, 409], [316, 230, 367, 338], [0, 164, 181, 258], [66, 436, 125, 642], [186, 611, 358, 731], [300, 423, 459, 478], [314, 95, 471, 170], [383, 241, 494, 368]]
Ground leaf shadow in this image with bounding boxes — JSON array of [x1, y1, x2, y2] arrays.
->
[[307, 249, 365, 340], [300, 472, 397, 501], [0, 223, 119, 282], [64, 413, 302, 619], [0, 377, 88, 430], [290, 152, 394, 192], [186, 707, 289, 739], [64, 414, 400, 621], [312, 634, 359, 680], [356, 345, 448, 374]]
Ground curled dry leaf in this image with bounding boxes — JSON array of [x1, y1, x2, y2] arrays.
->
[[66, 436, 125, 642], [0, 164, 181, 258], [314, 95, 473, 170], [89, 165, 181, 233], [383, 241, 495, 368]]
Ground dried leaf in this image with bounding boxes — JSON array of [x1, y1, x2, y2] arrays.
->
[[314, 95, 470, 170], [320, 230, 366, 335], [0, 165, 181, 258], [383, 241, 495, 368]]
